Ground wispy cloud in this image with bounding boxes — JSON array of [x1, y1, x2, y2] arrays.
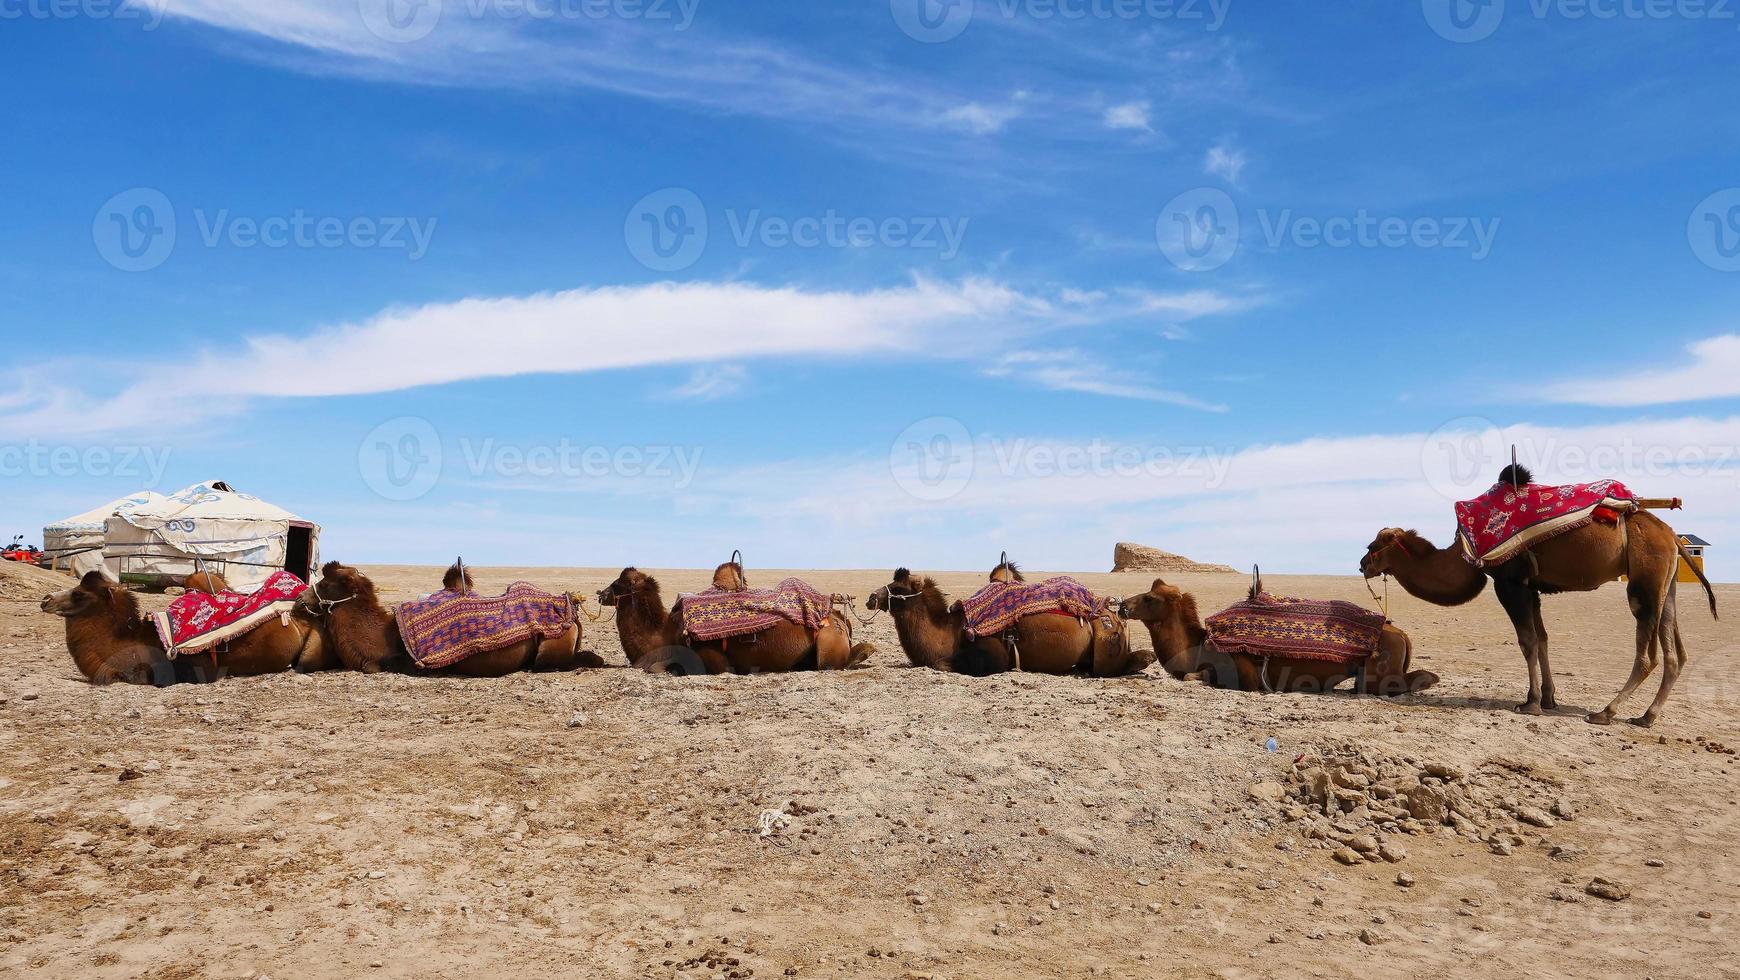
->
[[1103, 100, 1154, 133], [154, 1, 1228, 153], [984, 350, 1227, 411], [666, 364, 749, 401], [1204, 143, 1247, 183], [1541, 334, 1740, 406], [0, 277, 1254, 438]]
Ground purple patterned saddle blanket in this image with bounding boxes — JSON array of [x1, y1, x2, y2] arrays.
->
[[677, 578, 834, 642], [958, 576, 1105, 639], [1206, 593, 1386, 666], [396, 584, 574, 669]]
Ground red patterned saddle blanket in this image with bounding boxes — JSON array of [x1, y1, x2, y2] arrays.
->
[[1455, 479, 1636, 567], [1206, 592, 1387, 667], [677, 578, 834, 642], [153, 570, 308, 658], [958, 576, 1106, 639], [396, 584, 575, 670]]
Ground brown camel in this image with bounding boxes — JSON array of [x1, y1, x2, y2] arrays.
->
[[597, 563, 872, 674], [1117, 577, 1438, 696], [1360, 465, 1719, 726], [866, 568, 967, 671], [869, 562, 1149, 677], [307, 561, 599, 677], [41, 570, 334, 685]]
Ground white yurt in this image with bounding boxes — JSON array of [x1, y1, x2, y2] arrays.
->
[[102, 480, 320, 591], [42, 491, 166, 577]]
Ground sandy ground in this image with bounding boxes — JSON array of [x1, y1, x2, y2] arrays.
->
[[1, 560, 1736, 980]]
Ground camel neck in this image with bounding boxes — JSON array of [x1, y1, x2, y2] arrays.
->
[[1388, 537, 1488, 606]]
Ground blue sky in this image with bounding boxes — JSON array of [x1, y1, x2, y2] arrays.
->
[[3, 0, 1739, 579]]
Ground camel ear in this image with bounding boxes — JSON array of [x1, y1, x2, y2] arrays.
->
[[894, 568, 911, 583], [1149, 578, 1168, 596], [321, 560, 343, 577], [80, 570, 111, 590]]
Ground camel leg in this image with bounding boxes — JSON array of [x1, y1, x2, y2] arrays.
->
[[1494, 578, 1545, 714], [1632, 585, 1686, 728], [1528, 591, 1558, 711], [1589, 597, 1660, 725], [813, 624, 855, 670]]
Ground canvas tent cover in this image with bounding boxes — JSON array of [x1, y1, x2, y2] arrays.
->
[[103, 481, 319, 590], [43, 492, 166, 578]]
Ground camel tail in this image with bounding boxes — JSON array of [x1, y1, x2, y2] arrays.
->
[[1677, 538, 1718, 621]]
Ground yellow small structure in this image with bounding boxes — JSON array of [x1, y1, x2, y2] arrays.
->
[[1678, 534, 1710, 584]]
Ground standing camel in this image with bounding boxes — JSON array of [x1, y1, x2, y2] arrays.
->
[[41, 570, 334, 685], [1360, 466, 1718, 726], [597, 563, 872, 674]]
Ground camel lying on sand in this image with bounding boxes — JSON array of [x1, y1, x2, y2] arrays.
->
[[598, 561, 872, 675], [1117, 577, 1437, 696], [41, 571, 334, 685]]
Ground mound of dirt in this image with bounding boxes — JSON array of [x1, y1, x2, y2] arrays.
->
[[0, 559, 69, 598], [1111, 542, 1237, 575]]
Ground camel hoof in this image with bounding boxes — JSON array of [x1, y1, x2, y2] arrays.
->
[[1628, 715, 1658, 729], [1585, 711, 1613, 726], [1514, 702, 1544, 716]]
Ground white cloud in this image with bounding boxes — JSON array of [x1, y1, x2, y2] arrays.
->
[[1103, 101, 1154, 133], [942, 101, 1024, 135], [1204, 143, 1247, 183], [984, 350, 1227, 411], [686, 415, 1740, 577], [1541, 334, 1740, 406], [666, 364, 748, 401], [0, 277, 1252, 439]]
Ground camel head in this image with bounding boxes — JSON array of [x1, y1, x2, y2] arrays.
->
[[1117, 578, 1188, 626], [989, 555, 1025, 583], [41, 571, 137, 623], [598, 567, 657, 607], [1360, 528, 1422, 579], [866, 570, 932, 609], [442, 562, 476, 594], [309, 560, 380, 611]]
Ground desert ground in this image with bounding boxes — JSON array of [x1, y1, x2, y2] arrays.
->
[[1, 559, 1736, 979]]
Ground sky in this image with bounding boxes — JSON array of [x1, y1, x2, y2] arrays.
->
[[2, 0, 1739, 580]]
